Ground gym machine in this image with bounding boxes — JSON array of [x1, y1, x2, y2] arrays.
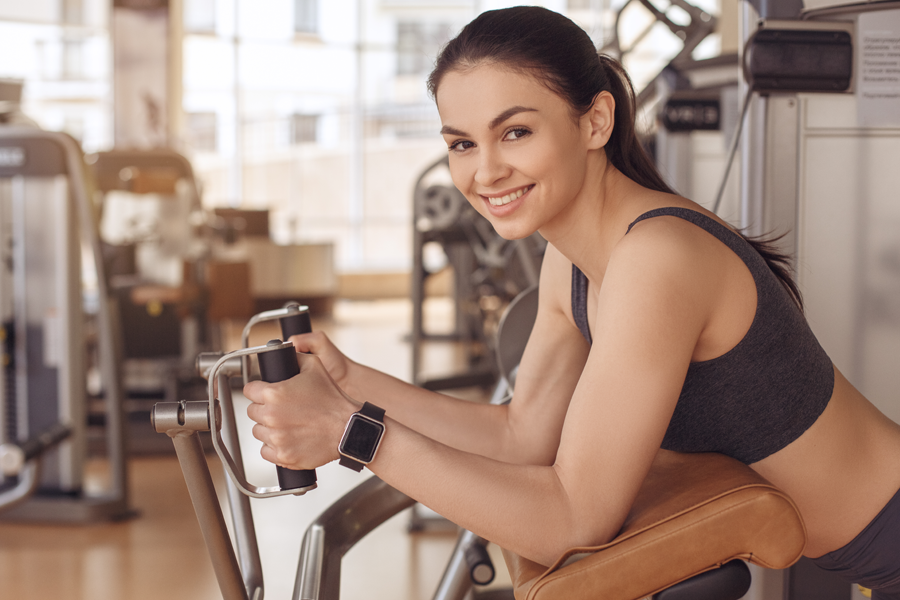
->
[[0, 127, 131, 522], [87, 148, 217, 453], [155, 293, 811, 600], [731, 3, 897, 597], [410, 155, 545, 391], [151, 302, 513, 600], [649, 1, 896, 598]]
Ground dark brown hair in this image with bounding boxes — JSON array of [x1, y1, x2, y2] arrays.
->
[[428, 6, 802, 308], [428, 6, 673, 195]]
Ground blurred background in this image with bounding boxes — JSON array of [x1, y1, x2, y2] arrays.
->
[[0, 1, 898, 599], [0, 0, 723, 273]]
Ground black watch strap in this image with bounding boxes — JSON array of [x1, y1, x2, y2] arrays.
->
[[339, 402, 385, 471], [359, 401, 385, 421], [338, 455, 366, 471]]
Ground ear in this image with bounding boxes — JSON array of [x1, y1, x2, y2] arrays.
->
[[583, 91, 615, 150]]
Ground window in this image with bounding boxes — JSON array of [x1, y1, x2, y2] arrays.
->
[[184, 0, 216, 33], [397, 21, 454, 76], [62, 39, 85, 79], [290, 113, 318, 144], [62, 0, 84, 24], [186, 112, 217, 152], [294, 0, 317, 35]]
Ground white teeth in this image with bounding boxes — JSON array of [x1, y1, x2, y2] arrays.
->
[[488, 185, 531, 206]]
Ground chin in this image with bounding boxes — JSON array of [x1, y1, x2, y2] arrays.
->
[[490, 223, 537, 241]]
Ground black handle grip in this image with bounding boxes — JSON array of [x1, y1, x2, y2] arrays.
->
[[464, 542, 494, 585], [257, 340, 317, 491], [464, 542, 495, 586], [279, 303, 312, 340], [20, 423, 72, 461]]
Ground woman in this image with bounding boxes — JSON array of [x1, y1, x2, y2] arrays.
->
[[244, 7, 900, 598]]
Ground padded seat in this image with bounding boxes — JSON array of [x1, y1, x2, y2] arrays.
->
[[502, 450, 806, 600]]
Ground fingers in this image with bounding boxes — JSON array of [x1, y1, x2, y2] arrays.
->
[[241, 351, 345, 471], [259, 443, 278, 466], [243, 355, 309, 404], [243, 380, 266, 404], [294, 350, 319, 370], [246, 400, 266, 425], [288, 330, 325, 354], [251, 422, 270, 444], [252, 423, 283, 465]]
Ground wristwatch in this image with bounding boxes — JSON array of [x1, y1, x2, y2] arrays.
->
[[338, 402, 386, 471]]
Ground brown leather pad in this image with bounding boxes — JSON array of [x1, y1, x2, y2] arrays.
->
[[502, 450, 807, 600]]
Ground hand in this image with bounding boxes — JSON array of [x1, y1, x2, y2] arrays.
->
[[244, 352, 358, 470], [287, 330, 354, 392]]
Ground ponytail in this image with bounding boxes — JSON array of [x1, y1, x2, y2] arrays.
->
[[596, 56, 675, 195]]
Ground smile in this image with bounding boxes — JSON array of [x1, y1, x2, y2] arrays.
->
[[486, 185, 534, 206]]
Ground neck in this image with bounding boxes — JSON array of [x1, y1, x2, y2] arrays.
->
[[539, 152, 643, 282]]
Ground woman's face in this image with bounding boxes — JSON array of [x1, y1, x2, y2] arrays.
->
[[435, 64, 597, 240]]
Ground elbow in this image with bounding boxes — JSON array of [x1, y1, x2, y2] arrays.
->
[[503, 424, 560, 466], [521, 524, 618, 568], [517, 484, 622, 567]]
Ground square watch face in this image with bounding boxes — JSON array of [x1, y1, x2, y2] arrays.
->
[[342, 415, 384, 462]]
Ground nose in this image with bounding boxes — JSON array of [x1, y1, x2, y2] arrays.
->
[[474, 147, 510, 188]]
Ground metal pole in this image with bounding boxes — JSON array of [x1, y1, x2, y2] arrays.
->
[[170, 430, 249, 600], [218, 375, 264, 599], [432, 529, 484, 600]]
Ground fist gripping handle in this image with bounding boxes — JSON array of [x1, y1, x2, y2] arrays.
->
[[279, 302, 313, 340], [257, 340, 318, 491]]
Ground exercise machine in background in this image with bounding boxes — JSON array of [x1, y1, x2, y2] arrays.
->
[[410, 155, 545, 392], [0, 127, 132, 522], [87, 148, 218, 452], [651, 1, 894, 597]]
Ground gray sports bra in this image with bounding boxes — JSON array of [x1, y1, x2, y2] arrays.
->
[[571, 207, 834, 464]]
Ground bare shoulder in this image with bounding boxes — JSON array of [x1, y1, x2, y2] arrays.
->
[[599, 212, 730, 334], [609, 209, 733, 289]]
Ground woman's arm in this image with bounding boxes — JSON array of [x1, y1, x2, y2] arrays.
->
[[288, 245, 589, 465], [246, 225, 719, 566]]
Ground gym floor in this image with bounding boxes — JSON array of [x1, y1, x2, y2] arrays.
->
[[0, 298, 512, 600]]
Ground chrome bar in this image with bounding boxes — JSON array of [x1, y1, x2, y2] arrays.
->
[[432, 529, 492, 600], [169, 430, 248, 600], [197, 352, 242, 381], [295, 524, 325, 600], [205, 345, 316, 499], [0, 462, 40, 511], [239, 306, 305, 385], [218, 373, 264, 600], [293, 476, 416, 600]]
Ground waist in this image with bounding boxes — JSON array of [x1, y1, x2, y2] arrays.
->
[[751, 370, 900, 557]]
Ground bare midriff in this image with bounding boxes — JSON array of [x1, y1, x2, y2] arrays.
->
[[750, 365, 900, 558]]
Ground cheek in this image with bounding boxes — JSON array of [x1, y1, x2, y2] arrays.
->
[[448, 157, 481, 204]]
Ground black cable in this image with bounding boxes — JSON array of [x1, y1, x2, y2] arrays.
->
[[712, 84, 754, 216]]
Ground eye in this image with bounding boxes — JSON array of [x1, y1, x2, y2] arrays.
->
[[503, 127, 531, 142], [448, 139, 475, 153]]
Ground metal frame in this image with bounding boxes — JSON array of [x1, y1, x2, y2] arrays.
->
[[156, 286, 773, 600], [154, 303, 505, 600], [0, 127, 131, 522]]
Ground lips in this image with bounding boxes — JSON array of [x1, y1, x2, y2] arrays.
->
[[485, 184, 534, 206]]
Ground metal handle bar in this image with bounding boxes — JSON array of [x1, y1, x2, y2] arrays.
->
[[205, 343, 317, 499], [0, 462, 41, 512], [0, 423, 72, 477], [0, 423, 73, 511], [240, 304, 309, 385]]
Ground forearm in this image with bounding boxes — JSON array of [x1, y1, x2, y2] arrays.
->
[[369, 416, 606, 566], [342, 361, 525, 461]]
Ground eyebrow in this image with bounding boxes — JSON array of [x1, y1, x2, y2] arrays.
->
[[440, 105, 537, 137]]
